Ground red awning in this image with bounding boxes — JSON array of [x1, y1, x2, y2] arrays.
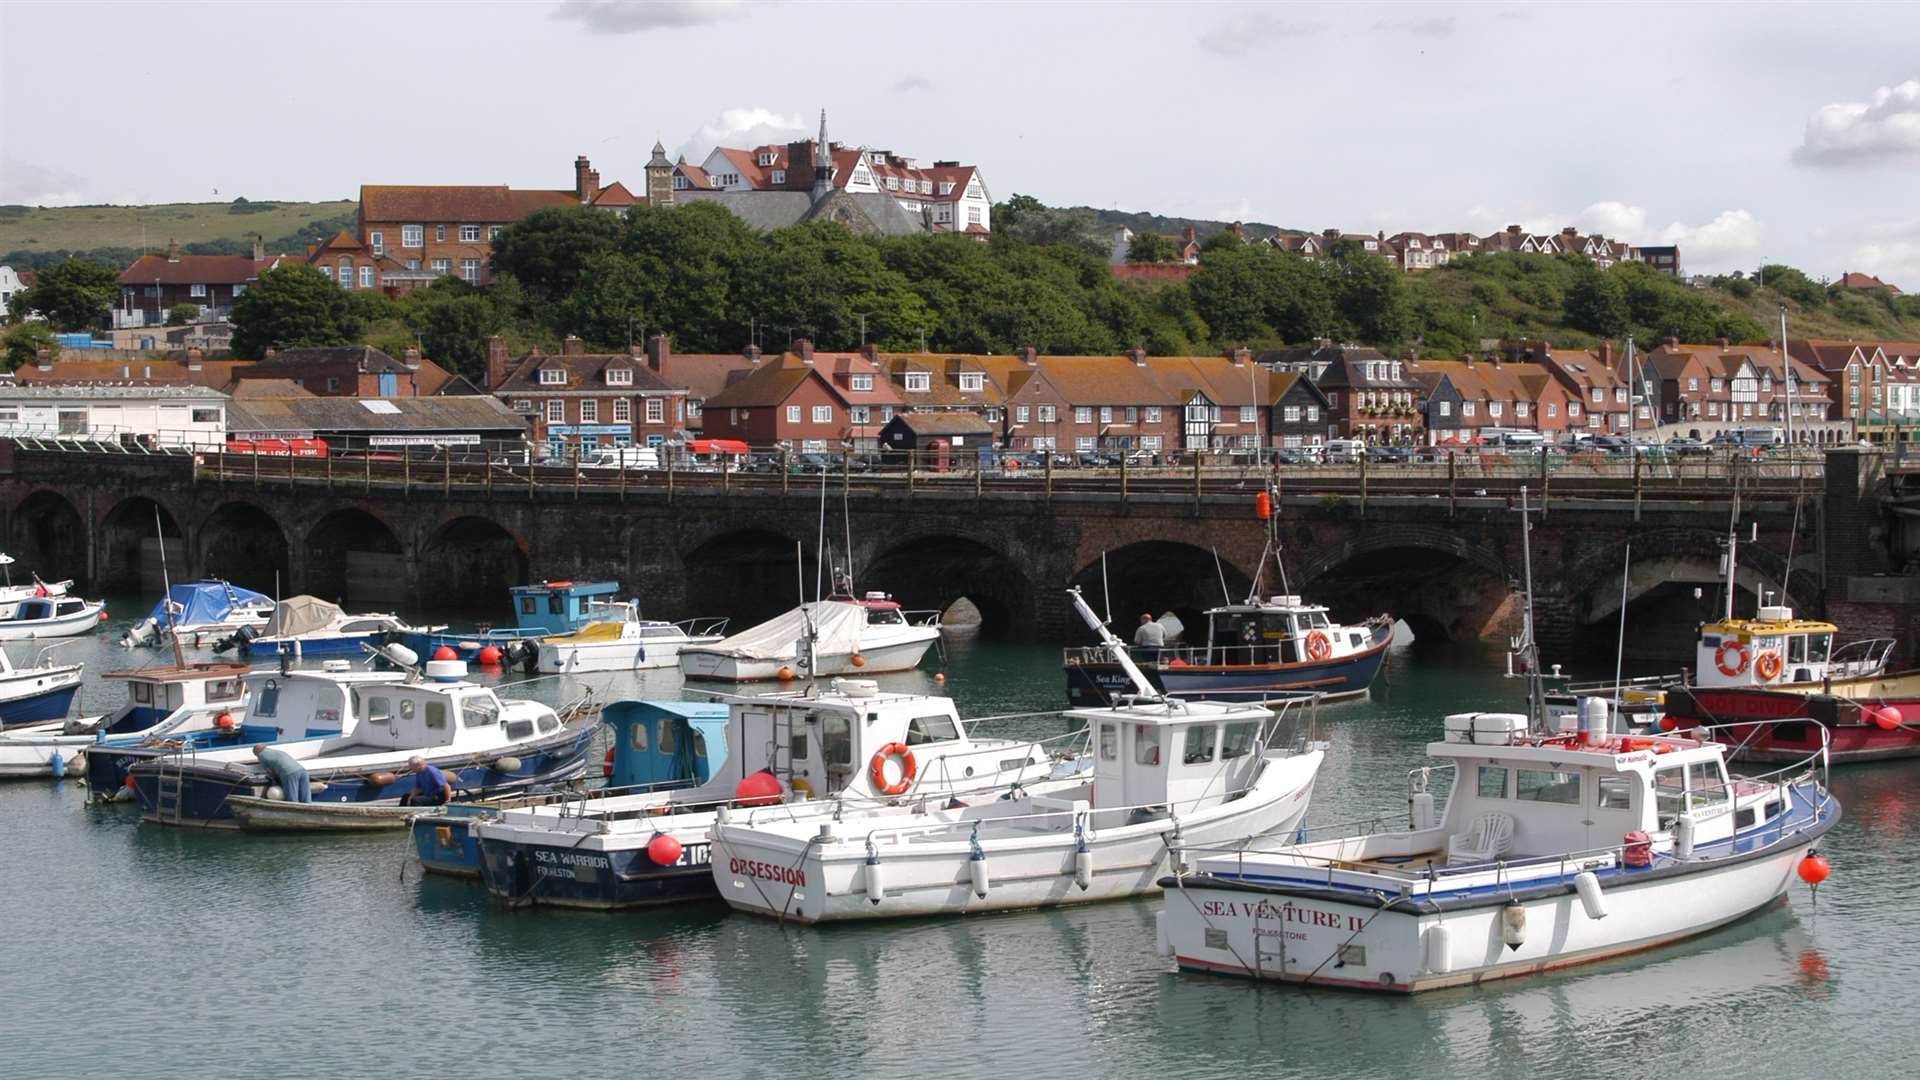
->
[[688, 439, 749, 454]]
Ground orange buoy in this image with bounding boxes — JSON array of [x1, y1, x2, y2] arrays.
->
[[1874, 706, 1904, 731], [431, 645, 458, 661], [868, 743, 917, 796], [850, 654, 867, 668], [1797, 851, 1831, 884], [1254, 490, 1272, 520], [734, 769, 784, 806], [1754, 651, 1783, 681], [1305, 630, 1332, 662], [98, 611, 111, 621], [933, 672, 946, 684], [476, 645, 504, 667], [646, 832, 684, 866], [776, 665, 796, 681]]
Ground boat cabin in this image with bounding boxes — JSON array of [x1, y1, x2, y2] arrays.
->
[[1074, 699, 1273, 811], [342, 678, 558, 753], [102, 663, 251, 735], [6, 597, 93, 623], [605, 700, 729, 789], [851, 591, 906, 626], [508, 580, 622, 636], [1695, 606, 1847, 688], [1199, 597, 1371, 665]]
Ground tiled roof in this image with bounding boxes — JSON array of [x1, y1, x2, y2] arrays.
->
[[882, 355, 1006, 406], [1149, 355, 1266, 407], [226, 395, 526, 434], [885, 411, 994, 436], [228, 378, 314, 399], [13, 357, 246, 389], [120, 253, 283, 286], [591, 181, 637, 207], [673, 160, 715, 190], [1009, 357, 1171, 406], [494, 349, 683, 394], [703, 364, 820, 409], [360, 184, 578, 222], [1838, 271, 1899, 292]]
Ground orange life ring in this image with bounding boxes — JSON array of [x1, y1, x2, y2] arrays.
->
[[1754, 650, 1783, 681], [1714, 640, 1750, 677], [1305, 630, 1332, 662], [869, 742, 917, 796]]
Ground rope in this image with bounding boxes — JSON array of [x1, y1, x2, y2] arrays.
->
[[1295, 893, 1407, 990]]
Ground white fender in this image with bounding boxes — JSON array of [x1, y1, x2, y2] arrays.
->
[[266, 784, 285, 801], [969, 853, 991, 899], [1500, 902, 1526, 951], [1574, 870, 1609, 920], [493, 755, 523, 773], [1155, 911, 1173, 958], [1674, 814, 1696, 861], [1073, 848, 1094, 891], [1409, 791, 1437, 831], [864, 855, 886, 905], [1424, 922, 1454, 974]]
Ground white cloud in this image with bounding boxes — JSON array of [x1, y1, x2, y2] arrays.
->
[[551, 0, 745, 34], [1793, 79, 1920, 166], [1851, 220, 1920, 291], [674, 107, 811, 163], [1197, 12, 1325, 56], [1213, 198, 1258, 222], [0, 159, 87, 205], [894, 74, 935, 93]]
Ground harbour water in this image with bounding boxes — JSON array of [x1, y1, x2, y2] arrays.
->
[[4, 610, 1916, 1079]]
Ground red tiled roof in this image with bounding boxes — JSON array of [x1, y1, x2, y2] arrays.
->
[[495, 349, 683, 394], [120, 254, 283, 286], [360, 185, 578, 223], [591, 181, 637, 207]]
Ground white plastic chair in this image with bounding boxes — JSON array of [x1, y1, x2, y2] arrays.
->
[[1447, 811, 1516, 865]]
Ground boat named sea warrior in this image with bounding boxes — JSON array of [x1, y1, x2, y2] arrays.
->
[[1156, 709, 1839, 992], [125, 658, 598, 829]]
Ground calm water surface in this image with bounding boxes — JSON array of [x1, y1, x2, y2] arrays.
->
[[3, 608, 1915, 1079]]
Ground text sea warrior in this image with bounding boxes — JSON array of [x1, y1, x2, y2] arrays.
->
[[730, 856, 807, 887], [1199, 899, 1366, 931]]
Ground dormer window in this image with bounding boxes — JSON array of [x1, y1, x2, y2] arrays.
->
[[939, 182, 955, 196], [607, 367, 633, 386], [539, 367, 566, 385], [758, 152, 776, 167], [904, 372, 931, 392], [958, 372, 984, 392], [850, 374, 873, 391]]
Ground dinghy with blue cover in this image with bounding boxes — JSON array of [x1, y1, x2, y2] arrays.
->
[[126, 654, 598, 829], [0, 662, 249, 783], [0, 643, 84, 730], [122, 581, 274, 648], [0, 595, 106, 641]]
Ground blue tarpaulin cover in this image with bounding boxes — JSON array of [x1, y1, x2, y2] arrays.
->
[[144, 581, 273, 628]]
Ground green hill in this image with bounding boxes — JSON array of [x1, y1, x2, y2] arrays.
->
[[0, 199, 357, 269]]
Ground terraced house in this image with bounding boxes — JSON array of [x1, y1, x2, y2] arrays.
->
[[699, 341, 903, 450], [487, 335, 688, 454], [1642, 340, 1840, 442]]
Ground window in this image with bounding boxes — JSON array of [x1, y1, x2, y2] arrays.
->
[[461, 694, 499, 728], [905, 713, 960, 745], [402, 225, 423, 247], [366, 696, 392, 722], [612, 398, 630, 422], [1327, 392, 1338, 408], [1687, 377, 1699, 391], [325, 377, 340, 393], [1569, 402, 1581, 418], [1140, 435, 1162, 450], [1099, 407, 1113, 424], [430, 258, 450, 275], [539, 367, 565, 385], [460, 225, 480, 242], [488, 226, 502, 241], [192, 408, 220, 424], [1516, 769, 1580, 804], [644, 398, 664, 423], [851, 374, 873, 391], [1076, 436, 1096, 451], [607, 367, 632, 385], [1145, 406, 1162, 423], [1074, 406, 1092, 423], [812, 405, 832, 423], [1133, 724, 1161, 765], [1437, 400, 1452, 417], [1283, 405, 1301, 422], [885, 176, 899, 191], [513, 399, 532, 413], [905, 372, 930, 392], [1591, 387, 1604, 402], [435, 225, 447, 242], [1098, 723, 1118, 760], [770, 169, 786, 185], [359, 266, 374, 288], [1183, 724, 1217, 764], [959, 372, 984, 392], [1516, 402, 1529, 418], [1711, 378, 1724, 392], [1305, 405, 1318, 421], [580, 400, 597, 423], [546, 400, 564, 423], [1489, 402, 1503, 417], [1015, 405, 1029, 423], [370, 231, 384, 255], [460, 259, 480, 283], [1240, 406, 1256, 423], [849, 405, 870, 424], [1596, 775, 1633, 810], [232, 284, 246, 297], [1038, 405, 1056, 422], [823, 714, 851, 765], [1462, 401, 1476, 417], [1546, 402, 1558, 417], [183, 282, 207, 299], [1220, 722, 1257, 759], [786, 405, 801, 423], [1476, 766, 1508, 798]]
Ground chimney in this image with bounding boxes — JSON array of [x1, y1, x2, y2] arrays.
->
[[645, 333, 670, 372], [574, 156, 596, 202], [793, 338, 815, 364], [1507, 224, 1522, 236], [1562, 226, 1578, 238], [1322, 228, 1339, 243], [251, 233, 265, 261], [486, 335, 511, 389], [743, 344, 763, 365], [1126, 347, 1148, 367], [1018, 345, 1037, 366], [35, 347, 52, 371], [1663, 336, 1678, 348], [403, 346, 421, 369], [1227, 347, 1251, 367], [858, 343, 878, 362], [1598, 340, 1613, 367], [1463, 353, 1476, 368], [562, 335, 585, 356], [1716, 337, 1730, 348], [186, 346, 204, 371], [1181, 224, 1196, 244], [166, 238, 181, 262]]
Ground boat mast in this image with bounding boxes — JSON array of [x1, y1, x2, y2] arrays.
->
[[1513, 486, 1545, 730], [155, 508, 185, 668], [1781, 305, 1793, 450], [1068, 586, 1160, 703]]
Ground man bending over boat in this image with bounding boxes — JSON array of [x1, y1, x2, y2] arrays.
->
[[254, 744, 311, 803], [401, 756, 453, 806]]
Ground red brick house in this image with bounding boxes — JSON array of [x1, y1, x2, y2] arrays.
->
[[1267, 343, 1424, 444], [1528, 344, 1631, 435], [1001, 351, 1182, 454], [698, 340, 904, 449], [488, 335, 689, 452]]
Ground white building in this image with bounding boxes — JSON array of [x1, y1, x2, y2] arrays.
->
[[0, 384, 229, 448], [0, 265, 29, 314]]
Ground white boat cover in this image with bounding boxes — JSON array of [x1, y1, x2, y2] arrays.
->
[[260, 596, 344, 638], [700, 601, 867, 660]]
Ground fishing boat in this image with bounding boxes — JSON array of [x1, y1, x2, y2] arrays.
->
[[397, 579, 625, 670], [122, 581, 274, 647], [1661, 674, 1920, 764], [535, 602, 728, 673], [678, 591, 941, 682], [125, 651, 597, 829], [2, 662, 250, 783], [0, 595, 106, 640], [458, 680, 1086, 907], [0, 553, 72, 620], [705, 589, 1326, 924], [0, 643, 84, 730], [1155, 708, 1838, 992], [223, 595, 444, 659]]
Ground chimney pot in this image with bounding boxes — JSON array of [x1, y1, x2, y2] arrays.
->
[[486, 335, 511, 389], [403, 346, 421, 369], [1599, 341, 1613, 366], [35, 346, 52, 370], [251, 234, 265, 261], [1716, 337, 1730, 348], [858, 343, 878, 362], [743, 344, 762, 364], [793, 338, 815, 364], [645, 333, 670, 372], [186, 346, 204, 370], [1126, 347, 1148, 367], [1663, 336, 1678, 348], [562, 335, 585, 356]]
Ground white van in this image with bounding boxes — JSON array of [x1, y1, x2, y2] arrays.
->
[[1325, 439, 1365, 463], [579, 446, 660, 470]]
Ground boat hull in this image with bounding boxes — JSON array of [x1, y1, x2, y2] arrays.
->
[[537, 640, 689, 674], [475, 826, 717, 909], [244, 634, 383, 659], [226, 796, 429, 831], [0, 604, 104, 640], [0, 680, 81, 729], [1665, 685, 1920, 763], [411, 811, 490, 877], [680, 629, 938, 682], [1067, 629, 1390, 707], [0, 738, 87, 779]]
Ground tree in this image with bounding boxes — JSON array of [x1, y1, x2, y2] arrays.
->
[[229, 264, 363, 357], [1187, 246, 1271, 342], [413, 292, 506, 380], [1759, 264, 1824, 308], [1564, 266, 1629, 337], [992, 195, 1109, 258], [1327, 240, 1414, 345], [1126, 232, 1181, 264], [166, 303, 200, 326], [488, 207, 627, 325], [2, 321, 57, 370], [14, 258, 119, 331]]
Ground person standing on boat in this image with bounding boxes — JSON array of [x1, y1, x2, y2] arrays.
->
[[401, 756, 452, 806], [254, 744, 311, 803], [1133, 613, 1166, 660]]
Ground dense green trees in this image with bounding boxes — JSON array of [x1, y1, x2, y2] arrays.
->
[[2, 322, 58, 369], [229, 264, 364, 356], [8, 259, 120, 330]]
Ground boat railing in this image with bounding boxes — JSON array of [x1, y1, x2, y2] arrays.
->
[[1559, 672, 1678, 698], [1693, 718, 1834, 813], [674, 616, 731, 638], [900, 609, 944, 628], [903, 727, 1091, 803], [1829, 637, 1896, 676], [845, 782, 1260, 849], [30, 639, 85, 669]]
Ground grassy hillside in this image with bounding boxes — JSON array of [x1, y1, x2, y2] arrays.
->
[[0, 199, 357, 268]]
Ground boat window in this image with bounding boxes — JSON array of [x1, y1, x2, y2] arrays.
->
[[340, 620, 386, 633], [1763, 799, 1783, 820], [1516, 769, 1580, 805], [207, 679, 241, 702], [640, 627, 680, 638], [1735, 807, 1756, 829], [399, 699, 416, 722], [1700, 634, 1721, 650], [132, 682, 153, 705], [256, 680, 278, 717], [1098, 723, 1118, 761], [1595, 775, 1633, 810], [1220, 722, 1258, 759], [906, 713, 960, 745], [59, 601, 82, 615], [1787, 635, 1807, 664], [519, 597, 537, 615], [1653, 766, 1687, 824], [505, 719, 534, 739], [1349, 633, 1363, 647], [1309, 611, 1330, 629], [461, 695, 499, 728], [1477, 766, 1508, 798], [1687, 761, 1728, 809], [868, 609, 904, 625], [537, 716, 557, 734], [630, 722, 651, 752], [657, 721, 677, 755], [690, 731, 707, 758], [366, 696, 392, 722], [1134, 724, 1161, 766], [1183, 725, 1217, 765], [1809, 634, 1831, 663], [823, 715, 851, 766], [549, 596, 564, 615], [425, 703, 447, 730]]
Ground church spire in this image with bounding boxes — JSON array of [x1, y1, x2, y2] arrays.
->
[[813, 108, 833, 195]]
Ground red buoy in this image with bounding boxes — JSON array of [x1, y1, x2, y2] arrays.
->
[[734, 769, 783, 807], [646, 832, 684, 866], [1874, 706, 1904, 731], [1168, 658, 1187, 668], [850, 654, 867, 668], [1255, 490, 1272, 520], [432, 645, 458, 661], [1658, 715, 1678, 732], [124, 774, 138, 789], [476, 645, 504, 667], [934, 672, 946, 684], [214, 711, 237, 731], [1797, 852, 1831, 885]]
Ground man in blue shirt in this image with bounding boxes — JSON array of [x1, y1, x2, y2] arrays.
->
[[254, 744, 311, 802], [401, 755, 453, 806]]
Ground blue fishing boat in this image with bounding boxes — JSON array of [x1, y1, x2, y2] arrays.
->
[[125, 657, 598, 828], [224, 595, 441, 659], [0, 644, 84, 730], [2, 662, 251, 784], [400, 580, 625, 670], [122, 581, 274, 647]]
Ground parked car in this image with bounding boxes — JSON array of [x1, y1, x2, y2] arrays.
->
[[579, 447, 660, 470], [1271, 447, 1319, 466], [1365, 445, 1413, 464], [1324, 439, 1365, 463], [1665, 436, 1712, 457]]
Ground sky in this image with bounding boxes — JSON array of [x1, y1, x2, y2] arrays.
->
[[3, 0, 1919, 284]]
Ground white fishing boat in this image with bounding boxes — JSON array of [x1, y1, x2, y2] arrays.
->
[[535, 601, 728, 673], [2, 662, 251, 782], [0, 553, 72, 620], [0, 643, 84, 730], [706, 588, 1326, 924], [1156, 709, 1838, 992], [0, 595, 106, 640], [678, 592, 940, 682], [122, 581, 274, 647]]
